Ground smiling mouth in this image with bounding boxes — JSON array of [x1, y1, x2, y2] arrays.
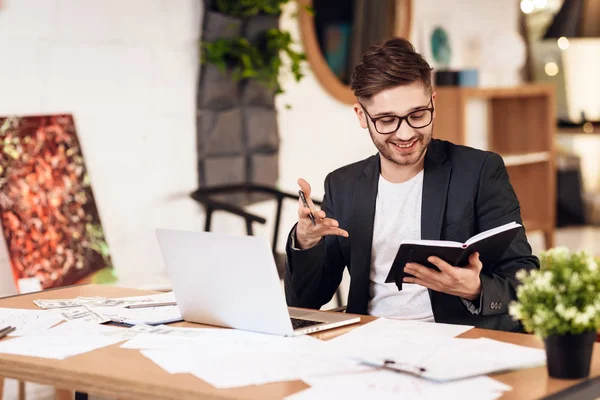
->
[[390, 139, 418, 149]]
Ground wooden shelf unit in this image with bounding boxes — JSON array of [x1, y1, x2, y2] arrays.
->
[[434, 84, 556, 249]]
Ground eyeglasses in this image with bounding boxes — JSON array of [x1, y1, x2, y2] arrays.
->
[[359, 98, 434, 134]]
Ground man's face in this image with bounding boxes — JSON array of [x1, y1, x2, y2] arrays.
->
[[354, 82, 436, 167]]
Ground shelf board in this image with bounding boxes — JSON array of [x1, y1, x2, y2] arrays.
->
[[435, 84, 554, 99], [501, 151, 550, 167]]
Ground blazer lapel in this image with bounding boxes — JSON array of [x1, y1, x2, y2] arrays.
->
[[421, 140, 451, 240], [347, 155, 379, 315]]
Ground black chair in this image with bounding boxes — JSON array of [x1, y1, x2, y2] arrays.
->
[[190, 183, 344, 308]]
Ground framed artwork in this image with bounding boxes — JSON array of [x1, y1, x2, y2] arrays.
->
[[0, 115, 115, 291]]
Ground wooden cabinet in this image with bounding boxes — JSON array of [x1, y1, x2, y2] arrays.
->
[[434, 84, 556, 249]]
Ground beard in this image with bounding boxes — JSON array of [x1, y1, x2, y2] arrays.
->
[[368, 124, 433, 167]]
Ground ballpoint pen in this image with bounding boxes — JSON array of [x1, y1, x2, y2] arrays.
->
[[0, 326, 16, 339], [125, 301, 177, 309], [359, 358, 427, 379], [298, 190, 316, 226]]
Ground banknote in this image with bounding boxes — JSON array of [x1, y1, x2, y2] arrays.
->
[[59, 306, 110, 324], [34, 297, 107, 309], [34, 292, 176, 309]]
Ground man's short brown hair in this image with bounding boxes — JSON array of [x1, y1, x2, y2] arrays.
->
[[350, 37, 433, 100]]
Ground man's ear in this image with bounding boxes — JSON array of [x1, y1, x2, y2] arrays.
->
[[431, 91, 437, 120], [354, 103, 368, 129]]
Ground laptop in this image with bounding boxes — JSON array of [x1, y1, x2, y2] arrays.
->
[[155, 229, 360, 336]]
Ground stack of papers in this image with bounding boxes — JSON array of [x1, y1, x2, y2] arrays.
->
[[0, 308, 65, 336]]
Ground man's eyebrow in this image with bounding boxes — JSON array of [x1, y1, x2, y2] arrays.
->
[[371, 103, 431, 117]]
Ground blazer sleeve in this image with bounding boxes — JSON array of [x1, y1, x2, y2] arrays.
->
[[475, 153, 540, 316], [284, 173, 347, 309]]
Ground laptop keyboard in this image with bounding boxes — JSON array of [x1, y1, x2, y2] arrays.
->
[[290, 317, 323, 330]]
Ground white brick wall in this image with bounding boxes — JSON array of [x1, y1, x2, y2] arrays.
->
[[0, 0, 205, 293]]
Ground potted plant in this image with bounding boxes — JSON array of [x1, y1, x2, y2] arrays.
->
[[509, 247, 600, 379]]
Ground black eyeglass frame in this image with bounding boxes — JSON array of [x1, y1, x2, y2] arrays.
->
[[359, 97, 435, 134]]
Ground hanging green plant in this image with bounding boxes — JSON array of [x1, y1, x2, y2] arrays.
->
[[201, 0, 310, 96], [202, 29, 306, 94], [214, 0, 292, 18]]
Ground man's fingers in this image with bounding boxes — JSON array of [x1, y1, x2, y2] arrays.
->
[[297, 178, 312, 198], [315, 210, 326, 219], [297, 203, 311, 218], [403, 277, 435, 290], [468, 252, 483, 271], [319, 217, 338, 228], [404, 262, 438, 281], [427, 256, 457, 277], [321, 227, 349, 238]]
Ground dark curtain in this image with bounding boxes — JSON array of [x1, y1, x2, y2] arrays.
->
[[349, 0, 396, 66]]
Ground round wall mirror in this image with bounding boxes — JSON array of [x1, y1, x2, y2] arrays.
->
[[298, 0, 412, 104]]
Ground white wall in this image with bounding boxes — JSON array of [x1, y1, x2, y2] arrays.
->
[[0, 0, 204, 293]]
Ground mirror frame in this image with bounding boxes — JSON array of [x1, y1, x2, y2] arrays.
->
[[298, 0, 412, 104]]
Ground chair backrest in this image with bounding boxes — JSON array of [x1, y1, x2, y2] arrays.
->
[[190, 184, 321, 256]]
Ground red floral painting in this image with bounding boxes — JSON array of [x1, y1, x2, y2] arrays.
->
[[0, 115, 114, 290]]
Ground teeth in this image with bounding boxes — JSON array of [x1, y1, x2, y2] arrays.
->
[[393, 141, 415, 148]]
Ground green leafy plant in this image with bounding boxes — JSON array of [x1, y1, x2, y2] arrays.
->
[[202, 0, 309, 96], [509, 247, 600, 338], [214, 0, 292, 18], [202, 28, 306, 94]]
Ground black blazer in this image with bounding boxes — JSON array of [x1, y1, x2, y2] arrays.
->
[[284, 139, 539, 332]]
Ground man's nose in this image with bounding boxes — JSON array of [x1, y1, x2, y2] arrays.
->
[[394, 119, 414, 140]]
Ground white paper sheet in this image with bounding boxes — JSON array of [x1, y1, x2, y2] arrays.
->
[[120, 326, 227, 350], [125, 324, 215, 336], [142, 346, 367, 388], [288, 370, 511, 400], [130, 329, 322, 353], [330, 318, 473, 344], [325, 318, 461, 366], [121, 334, 203, 350], [89, 305, 182, 325], [0, 308, 65, 336], [138, 332, 360, 388], [0, 321, 126, 359], [106, 292, 176, 308], [415, 337, 546, 381]]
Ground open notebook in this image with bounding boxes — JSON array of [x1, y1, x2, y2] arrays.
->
[[385, 222, 522, 288]]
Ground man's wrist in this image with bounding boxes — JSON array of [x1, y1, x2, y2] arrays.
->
[[295, 230, 320, 250], [463, 280, 482, 301]]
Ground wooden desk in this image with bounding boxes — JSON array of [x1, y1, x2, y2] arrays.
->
[[0, 284, 598, 400]]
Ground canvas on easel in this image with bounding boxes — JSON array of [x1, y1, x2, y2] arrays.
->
[[0, 115, 115, 292]]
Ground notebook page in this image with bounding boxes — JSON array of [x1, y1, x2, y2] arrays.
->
[[399, 239, 463, 248], [464, 222, 521, 247]]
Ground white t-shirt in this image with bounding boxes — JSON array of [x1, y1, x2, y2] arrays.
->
[[367, 170, 435, 321]]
